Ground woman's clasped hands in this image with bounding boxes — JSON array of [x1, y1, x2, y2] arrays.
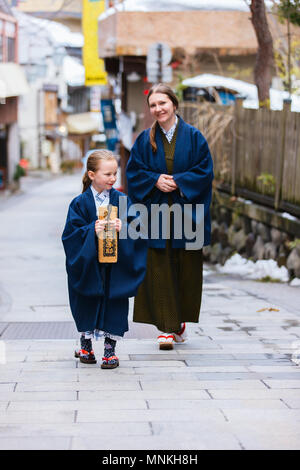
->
[[155, 174, 178, 193]]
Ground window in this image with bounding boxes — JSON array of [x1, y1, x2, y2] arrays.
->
[[7, 38, 15, 62]]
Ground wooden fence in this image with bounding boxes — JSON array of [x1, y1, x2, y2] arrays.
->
[[178, 100, 300, 217]]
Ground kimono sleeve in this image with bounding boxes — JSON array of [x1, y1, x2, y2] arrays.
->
[[126, 133, 160, 202], [62, 199, 104, 297], [173, 131, 214, 202]]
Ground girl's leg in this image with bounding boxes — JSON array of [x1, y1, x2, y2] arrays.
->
[[74, 333, 97, 364], [101, 335, 119, 369]]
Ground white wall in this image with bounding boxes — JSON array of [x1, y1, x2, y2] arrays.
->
[[7, 122, 20, 183], [18, 89, 40, 168]]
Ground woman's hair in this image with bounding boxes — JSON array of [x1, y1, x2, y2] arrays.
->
[[147, 83, 179, 153], [82, 149, 118, 193]]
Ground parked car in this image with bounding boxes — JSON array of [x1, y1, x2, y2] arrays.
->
[[182, 73, 300, 112]]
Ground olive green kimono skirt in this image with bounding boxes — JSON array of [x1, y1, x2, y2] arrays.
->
[[133, 126, 203, 333]]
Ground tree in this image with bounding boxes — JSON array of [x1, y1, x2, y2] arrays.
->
[[277, 0, 300, 27], [249, 0, 275, 107], [274, 0, 300, 96]]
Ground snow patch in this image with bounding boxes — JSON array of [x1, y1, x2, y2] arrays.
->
[[282, 212, 298, 221], [216, 253, 289, 282], [99, 0, 274, 19], [290, 278, 300, 287]]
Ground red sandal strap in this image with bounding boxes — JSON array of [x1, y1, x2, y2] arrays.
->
[[79, 349, 89, 355], [102, 355, 118, 362], [78, 349, 94, 356], [177, 323, 186, 336]]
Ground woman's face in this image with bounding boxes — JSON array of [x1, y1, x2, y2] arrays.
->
[[88, 159, 118, 192], [148, 92, 176, 127]]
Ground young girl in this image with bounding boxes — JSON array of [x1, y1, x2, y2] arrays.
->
[[62, 150, 147, 369]]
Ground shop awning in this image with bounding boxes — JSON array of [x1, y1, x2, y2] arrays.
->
[[66, 112, 102, 134], [0, 63, 30, 98], [0, 80, 6, 99]]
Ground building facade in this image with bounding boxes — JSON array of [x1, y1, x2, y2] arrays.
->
[[0, 0, 29, 190]]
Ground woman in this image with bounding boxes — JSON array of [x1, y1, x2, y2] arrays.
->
[[126, 83, 214, 350]]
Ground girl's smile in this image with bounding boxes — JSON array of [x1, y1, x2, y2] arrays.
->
[[88, 159, 118, 193]]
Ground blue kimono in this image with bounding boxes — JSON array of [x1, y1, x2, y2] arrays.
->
[[62, 187, 147, 336], [126, 116, 214, 248]]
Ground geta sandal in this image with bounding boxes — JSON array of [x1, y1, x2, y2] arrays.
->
[[74, 349, 97, 364], [101, 355, 119, 369]]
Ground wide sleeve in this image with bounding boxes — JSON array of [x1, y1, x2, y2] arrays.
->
[[173, 132, 214, 202], [62, 199, 104, 297], [126, 134, 160, 202]]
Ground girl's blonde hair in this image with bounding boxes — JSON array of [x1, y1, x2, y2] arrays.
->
[[147, 83, 179, 153], [82, 149, 118, 193]]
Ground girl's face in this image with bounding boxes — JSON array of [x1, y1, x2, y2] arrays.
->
[[88, 159, 118, 192], [148, 92, 176, 128]]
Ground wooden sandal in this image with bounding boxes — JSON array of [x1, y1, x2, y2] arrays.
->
[[157, 334, 174, 350], [101, 355, 119, 369], [74, 349, 97, 364]]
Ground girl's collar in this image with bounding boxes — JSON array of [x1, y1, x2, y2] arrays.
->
[[90, 185, 110, 197]]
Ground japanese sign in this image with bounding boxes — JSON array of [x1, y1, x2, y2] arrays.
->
[[82, 0, 108, 86]]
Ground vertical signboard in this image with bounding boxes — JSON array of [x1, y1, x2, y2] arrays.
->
[[82, 0, 108, 86], [101, 99, 118, 151]]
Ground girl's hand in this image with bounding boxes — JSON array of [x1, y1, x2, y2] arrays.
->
[[114, 218, 122, 232], [95, 219, 107, 237], [155, 174, 178, 193], [109, 218, 122, 232]]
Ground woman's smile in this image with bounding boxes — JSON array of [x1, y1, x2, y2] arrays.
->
[[148, 92, 176, 131]]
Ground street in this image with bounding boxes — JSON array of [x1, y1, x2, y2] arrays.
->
[[0, 171, 300, 450]]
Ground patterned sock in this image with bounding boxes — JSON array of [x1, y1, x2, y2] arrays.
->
[[80, 334, 93, 353], [104, 336, 116, 358]]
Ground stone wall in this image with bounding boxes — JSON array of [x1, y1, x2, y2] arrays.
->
[[204, 190, 300, 280]]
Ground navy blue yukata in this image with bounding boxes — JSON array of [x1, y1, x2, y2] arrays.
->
[[126, 116, 214, 249], [62, 187, 147, 336]]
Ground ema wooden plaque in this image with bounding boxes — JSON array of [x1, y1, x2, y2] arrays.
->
[[98, 205, 118, 263]]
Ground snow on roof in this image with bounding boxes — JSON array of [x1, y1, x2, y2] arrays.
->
[[183, 74, 258, 99], [13, 9, 83, 49], [99, 0, 274, 21], [63, 55, 85, 87], [182, 73, 300, 112]]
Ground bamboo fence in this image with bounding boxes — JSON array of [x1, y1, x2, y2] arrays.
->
[[179, 100, 300, 216]]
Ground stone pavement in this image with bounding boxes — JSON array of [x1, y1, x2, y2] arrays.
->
[[1, 275, 300, 450], [0, 172, 300, 450]]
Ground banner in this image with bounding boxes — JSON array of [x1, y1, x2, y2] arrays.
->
[[101, 99, 119, 151], [82, 0, 108, 86]]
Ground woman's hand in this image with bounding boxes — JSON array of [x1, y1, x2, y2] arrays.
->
[[155, 174, 178, 193]]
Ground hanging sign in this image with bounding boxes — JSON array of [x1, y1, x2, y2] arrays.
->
[[101, 99, 119, 151], [82, 0, 108, 86]]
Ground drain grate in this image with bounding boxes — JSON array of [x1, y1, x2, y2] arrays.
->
[[0, 321, 158, 340], [0, 322, 78, 340]]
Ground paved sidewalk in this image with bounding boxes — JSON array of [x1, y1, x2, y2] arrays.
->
[[0, 172, 300, 450], [1, 275, 300, 450]]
